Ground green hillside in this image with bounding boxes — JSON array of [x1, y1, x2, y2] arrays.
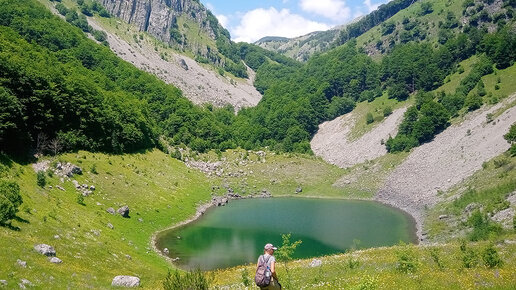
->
[[1, 0, 516, 288]]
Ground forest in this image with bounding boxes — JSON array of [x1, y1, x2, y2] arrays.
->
[[0, 0, 516, 158]]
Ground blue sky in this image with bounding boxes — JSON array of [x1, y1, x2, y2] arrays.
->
[[201, 0, 388, 43]]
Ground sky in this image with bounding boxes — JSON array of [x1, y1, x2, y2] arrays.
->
[[201, 0, 389, 43]]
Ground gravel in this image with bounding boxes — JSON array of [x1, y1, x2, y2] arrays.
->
[[87, 19, 262, 111], [311, 107, 407, 168], [377, 96, 516, 241]]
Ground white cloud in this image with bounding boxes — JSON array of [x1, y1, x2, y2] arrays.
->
[[216, 14, 229, 28], [364, 0, 381, 12], [231, 7, 330, 43], [299, 0, 351, 22]]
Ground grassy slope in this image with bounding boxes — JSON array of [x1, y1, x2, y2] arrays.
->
[[0, 149, 348, 288], [213, 242, 516, 289]]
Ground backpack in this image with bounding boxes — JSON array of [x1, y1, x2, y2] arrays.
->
[[255, 255, 271, 287]]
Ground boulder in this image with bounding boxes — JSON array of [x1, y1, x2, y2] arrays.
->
[[438, 215, 449, 220], [309, 259, 322, 267], [295, 187, 302, 194], [19, 279, 33, 288], [117, 206, 130, 218], [111, 276, 140, 288], [163, 248, 169, 255], [107, 223, 114, 229], [34, 244, 56, 257], [106, 207, 116, 215], [0, 280, 7, 286], [90, 185, 95, 191], [16, 259, 27, 268], [49, 257, 62, 264], [179, 58, 189, 70], [72, 180, 80, 189]]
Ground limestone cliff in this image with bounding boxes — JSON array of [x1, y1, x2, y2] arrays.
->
[[100, 0, 222, 51]]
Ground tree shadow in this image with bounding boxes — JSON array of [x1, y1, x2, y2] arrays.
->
[[0, 222, 20, 231], [14, 216, 29, 224]]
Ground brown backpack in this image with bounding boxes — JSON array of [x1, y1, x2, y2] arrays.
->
[[255, 255, 271, 287]]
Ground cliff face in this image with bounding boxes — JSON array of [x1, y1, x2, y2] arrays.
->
[[101, 0, 217, 44]]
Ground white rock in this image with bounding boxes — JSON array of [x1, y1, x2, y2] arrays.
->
[[34, 244, 56, 256], [49, 257, 62, 264], [309, 259, 322, 267], [111, 276, 140, 288], [16, 259, 27, 268]]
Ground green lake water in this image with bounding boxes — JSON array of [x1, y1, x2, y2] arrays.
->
[[156, 198, 416, 270]]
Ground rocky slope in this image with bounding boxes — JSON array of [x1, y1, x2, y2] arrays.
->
[[87, 18, 261, 110], [311, 107, 407, 168], [377, 95, 516, 240], [312, 95, 516, 241]]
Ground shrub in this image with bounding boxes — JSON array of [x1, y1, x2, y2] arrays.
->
[[77, 194, 85, 206], [429, 248, 445, 270], [366, 112, 374, 124], [460, 240, 478, 268], [163, 269, 212, 290], [90, 164, 98, 174], [383, 106, 393, 117], [396, 243, 418, 273], [241, 268, 250, 287], [467, 210, 502, 241], [37, 171, 46, 188], [482, 244, 503, 268]]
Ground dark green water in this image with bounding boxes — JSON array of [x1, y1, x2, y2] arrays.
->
[[156, 198, 416, 270]]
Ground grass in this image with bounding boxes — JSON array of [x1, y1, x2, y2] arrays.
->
[[212, 241, 516, 289], [426, 152, 516, 242], [0, 149, 352, 288], [348, 93, 412, 141], [0, 150, 212, 288]]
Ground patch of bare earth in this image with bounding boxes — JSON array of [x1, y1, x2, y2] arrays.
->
[[87, 19, 262, 111], [377, 95, 516, 241], [310, 107, 407, 168]]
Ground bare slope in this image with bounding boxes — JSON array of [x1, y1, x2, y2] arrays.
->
[[311, 107, 407, 168], [377, 96, 516, 240], [87, 19, 262, 110]]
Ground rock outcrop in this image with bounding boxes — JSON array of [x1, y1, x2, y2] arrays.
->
[[100, 0, 218, 51]]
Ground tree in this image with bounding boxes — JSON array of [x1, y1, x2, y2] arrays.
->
[[0, 180, 22, 224], [48, 137, 63, 157]]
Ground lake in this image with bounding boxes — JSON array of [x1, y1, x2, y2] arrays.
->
[[155, 197, 417, 270]]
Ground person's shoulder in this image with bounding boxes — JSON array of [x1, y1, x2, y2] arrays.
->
[[270, 255, 276, 262]]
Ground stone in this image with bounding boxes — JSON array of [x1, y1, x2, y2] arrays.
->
[[19, 279, 33, 288], [309, 259, 322, 267], [137, 218, 143, 223], [16, 259, 27, 268], [56, 185, 65, 191], [82, 184, 88, 189], [106, 207, 116, 215], [464, 203, 479, 213], [90, 185, 96, 191], [111, 276, 140, 288], [72, 180, 80, 189], [34, 244, 56, 257], [107, 223, 114, 229], [125, 255, 132, 260], [91, 229, 101, 236], [49, 257, 62, 264], [295, 187, 302, 194], [179, 58, 189, 70], [117, 206, 130, 218], [54, 235, 60, 239], [0, 280, 7, 286], [438, 215, 449, 220], [163, 248, 169, 255]]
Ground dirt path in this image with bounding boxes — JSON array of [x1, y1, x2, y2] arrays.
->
[[87, 19, 262, 111], [311, 107, 407, 168], [377, 96, 516, 241]]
